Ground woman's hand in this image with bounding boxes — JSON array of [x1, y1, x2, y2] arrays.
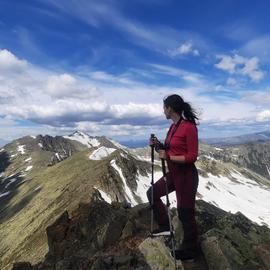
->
[[158, 150, 167, 159], [149, 136, 158, 146]]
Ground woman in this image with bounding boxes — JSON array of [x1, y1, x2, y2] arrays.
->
[[147, 94, 199, 261]]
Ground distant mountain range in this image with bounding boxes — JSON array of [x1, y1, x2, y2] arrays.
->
[[0, 130, 270, 269], [121, 130, 270, 148], [202, 130, 270, 146]]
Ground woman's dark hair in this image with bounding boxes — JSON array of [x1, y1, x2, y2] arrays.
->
[[163, 94, 199, 124]]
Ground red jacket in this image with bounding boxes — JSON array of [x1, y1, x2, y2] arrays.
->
[[165, 120, 198, 164]]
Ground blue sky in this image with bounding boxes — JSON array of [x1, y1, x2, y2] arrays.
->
[[0, 0, 270, 144]]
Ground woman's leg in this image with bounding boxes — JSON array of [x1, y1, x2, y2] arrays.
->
[[146, 171, 175, 227], [174, 165, 199, 251]]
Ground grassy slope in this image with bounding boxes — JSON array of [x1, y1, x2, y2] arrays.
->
[[0, 149, 114, 269]]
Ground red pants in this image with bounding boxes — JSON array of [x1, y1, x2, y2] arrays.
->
[[147, 163, 199, 250]]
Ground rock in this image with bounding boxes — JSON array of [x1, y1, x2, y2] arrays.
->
[[90, 258, 109, 270], [139, 237, 183, 270], [46, 211, 70, 260], [12, 200, 270, 270], [254, 244, 270, 270], [201, 232, 235, 270], [121, 220, 135, 239], [12, 262, 32, 270], [201, 229, 261, 270]]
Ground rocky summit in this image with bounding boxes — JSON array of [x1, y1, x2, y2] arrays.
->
[[1, 131, 270, 270], [12, 191, 270, 270]]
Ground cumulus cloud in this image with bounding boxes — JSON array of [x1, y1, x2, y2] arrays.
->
[[215, 54, 264, 82], [46, 73, 100, 98], [1, 49, 269, 141], [0, 49, 27, 72], [257, 110, 270, 121], [169, 41, 199, 57], [4, 101, 163, 126]]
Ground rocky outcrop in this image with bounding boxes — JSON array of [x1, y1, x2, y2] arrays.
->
[[36, 135, 86, 166], [196, 200, 270, 270], [11, 194, 270, 270]]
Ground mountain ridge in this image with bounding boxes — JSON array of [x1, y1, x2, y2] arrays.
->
[[1, 131, 270, 269]]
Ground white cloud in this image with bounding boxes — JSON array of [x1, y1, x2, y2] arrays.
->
[[215, 55, 236, 73], [46, 73, 100, 98], [226, 78, 237, 86], [241, 57, 264, 81], [47, 73, 76, 95], [242, 90, 270, 105], [200, 99, 257, 122], [149, 64, 204, 86], [215, 54, 264, 82], [257, 110, 270, 121], [4, 101, 163, 127], [169, 41, 199, 57], [89, 71, 136, 85], [0, 49, 27, 72], [1, 49, 269, 141]]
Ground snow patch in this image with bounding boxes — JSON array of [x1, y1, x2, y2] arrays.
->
[[17, 145, 26, 154], [109, 139, 127, 150], [135, 170, 164, 203], [0, 148, 4, 152], [25, 157, 32, 162], [204, 155, 217, 161], [215, 147, 223, 151], [38, 143, 43, 148], [5, 178, 18, 189], [55, 153, 61, 161], [30, 135, 36, 139], [134, 155, 152, 163], [198, 172, 270, 226], [110, 159, 137, 206], [64, 131, 100, 148], [95, 187, 112, 203], [25, 166, 33, 172], [266, 164, 270, 177], [120, 153, 128, 159], [0, 191, 10, 198], [34, 186, 42, 191], [89, 147, 116, 160]]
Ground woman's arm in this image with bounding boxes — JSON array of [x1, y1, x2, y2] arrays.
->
[[158, 124, 198, 164], [158, 150, 186, 163]]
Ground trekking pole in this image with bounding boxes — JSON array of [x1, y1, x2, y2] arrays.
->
[[161, 158, 177, 269], [150, 134, 155, 234]]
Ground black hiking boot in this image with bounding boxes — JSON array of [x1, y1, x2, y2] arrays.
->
[[171, 248, 198, 262]]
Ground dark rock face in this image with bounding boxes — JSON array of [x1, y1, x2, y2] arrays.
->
[[12, 262, 32, 270], [37, 135, 82, 165], [45, 195, 128, 265], [12, 197, 270, 270], [196, 200, 270, 269], [13, 192, 153, 270]]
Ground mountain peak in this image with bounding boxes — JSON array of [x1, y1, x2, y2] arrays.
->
[[64, 131, 100, 148], [71, 130, 90, 137]]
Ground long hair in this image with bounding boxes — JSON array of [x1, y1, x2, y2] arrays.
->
[[163, 94, 199, 124]]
